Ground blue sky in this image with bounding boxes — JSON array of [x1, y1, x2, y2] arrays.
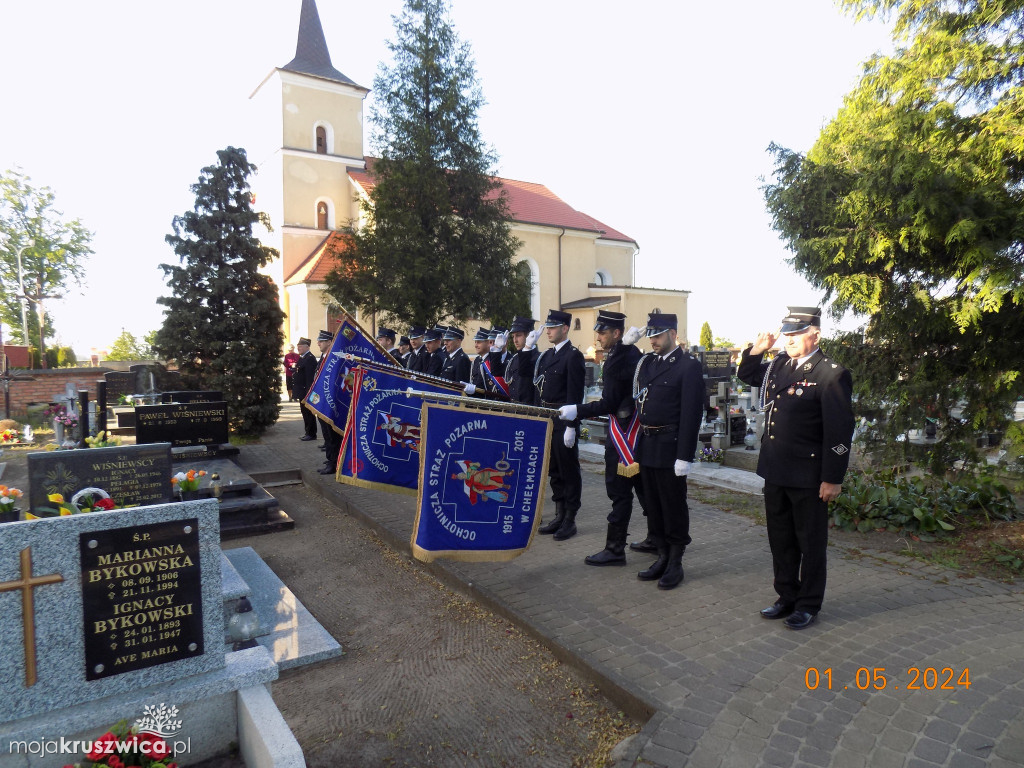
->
[[0, 0, 893, 354]]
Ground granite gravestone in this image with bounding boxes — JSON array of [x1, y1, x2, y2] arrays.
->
[[161, 391, 223, 405], [103, 371, 134, 401], [135, 402, 229, 448], [0, 499, 223, 722], [26, 443, 173, 516]]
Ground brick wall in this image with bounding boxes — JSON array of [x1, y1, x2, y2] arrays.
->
[[3, 368, 114, 420]]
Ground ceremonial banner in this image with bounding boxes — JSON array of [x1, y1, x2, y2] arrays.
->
[[337, 362, 463, 495], [411, 402, 552, 563], [303, 312, 392, 431]]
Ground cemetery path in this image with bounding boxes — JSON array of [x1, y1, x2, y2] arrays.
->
[[247, 403, 1024, 768]]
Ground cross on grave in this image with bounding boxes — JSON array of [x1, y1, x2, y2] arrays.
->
[[0, 547, 64, 687]]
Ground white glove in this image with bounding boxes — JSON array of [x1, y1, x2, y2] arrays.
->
[[622, 326, 643, 345], [490, 332, 507, 352], [524, 330, 539, 350], [463, 383, 476, 395], [674, 459, 691, 477], [563, 427, 576, 448], [558, 404, 578, 421]]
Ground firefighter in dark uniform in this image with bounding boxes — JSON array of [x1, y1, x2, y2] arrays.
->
[[314, 330, 343, 475], [535, 309, 585, 541], [292, 336, 319, 441], [485, 327, 510, 392], [424, 326, 446, 377], [506, 316, 539, 405], [397, 336, 412, 366], [737, 306, 854, 630], [407, 325, 429, 373], [439, 327, 471, 382], [632, 312, 703, 590], [376, 327, 402, 365], [559, 310, 648, 565], [464, 327, 491, 396]]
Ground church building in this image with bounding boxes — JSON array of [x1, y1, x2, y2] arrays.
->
[[249, 0, 690, 354]]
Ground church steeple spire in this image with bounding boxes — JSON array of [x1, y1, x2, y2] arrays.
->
[[282, 0, 360, 86]]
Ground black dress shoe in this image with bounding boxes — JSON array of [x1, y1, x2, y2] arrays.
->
[[784, 611, 817, 630], [300, 435, 316, 441], [629, 538, 658, 554], [760, 601, 795, 620], [318, 466, 334, 475]]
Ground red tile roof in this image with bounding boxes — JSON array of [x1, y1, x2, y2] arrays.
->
[[348, 158, 635, 244], [284, 231, 354, 284]]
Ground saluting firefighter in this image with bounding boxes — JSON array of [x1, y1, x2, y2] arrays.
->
[[632, 312, 703, 590], [406, 325, 428, 372], [736, 306, 854, 630], [314, 330, 343, 475], [559, 310, 649, 565], [535, 309, 585, 541], [506, 316, 540, 405], [485, 327, 510, 393], [376, 327, 402, 365], [439, 326, 471, 383]]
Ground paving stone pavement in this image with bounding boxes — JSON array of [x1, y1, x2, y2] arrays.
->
[[245, 403, 1024, 768]]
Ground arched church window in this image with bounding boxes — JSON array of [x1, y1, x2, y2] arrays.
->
[[574, 319, 581, 330], [595, 269, 612, 286], [316, 126, 327, 154], [317, 202, 328, 229]]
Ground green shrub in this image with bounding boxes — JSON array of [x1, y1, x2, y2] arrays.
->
[[831, 468, 1020, 538]]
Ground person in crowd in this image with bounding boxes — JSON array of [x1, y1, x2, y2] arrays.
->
[[506, 317, 539, 405], [314, 329, 342, 474], [407, 326, 428, 373], [283, 344, 300, 400], [292, 337, 319, 441], [440, 327, 471, 383]]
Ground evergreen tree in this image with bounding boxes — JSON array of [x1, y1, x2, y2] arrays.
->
[[763, 0, 1024, 468], [107, 329, 150, 361], [699, 321, 713, 349], [154, 147, 285, 438], [324, 0, 529, 327]]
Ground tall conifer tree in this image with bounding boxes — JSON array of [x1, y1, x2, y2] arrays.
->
[[155, 147, 285, 437], [324, 0, 529, 327]]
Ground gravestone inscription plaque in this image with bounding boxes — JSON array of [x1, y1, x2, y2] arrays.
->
[[80, 518, 204, 680], [135, 401, 229, 447], [27, 443, 173, 515], [161, 390, 223, 404]]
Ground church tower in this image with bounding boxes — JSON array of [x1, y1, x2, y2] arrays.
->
[[250, 0, 368, 342]]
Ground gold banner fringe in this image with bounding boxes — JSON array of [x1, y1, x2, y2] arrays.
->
[[617, 462, 640, 478]]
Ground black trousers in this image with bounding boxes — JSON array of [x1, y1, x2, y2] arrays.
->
[[603, 447, 646, 527], [300, 401, 318, 438], [763, 482, 829, 614], [320, 418, 342, 467], [548, 422, 582, 512], [638, 466, 691, 547]]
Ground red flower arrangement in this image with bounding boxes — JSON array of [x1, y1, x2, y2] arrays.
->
[[62, 720, 176, 768]]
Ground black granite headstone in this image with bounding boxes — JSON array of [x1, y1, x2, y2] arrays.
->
[[160, 391, 223, 404], [27, 443, 174, 514], [701, 350, 732, 378], [80, 518, 204, 680], [135, 402, 229, 447], [104, 372, 134, 400]]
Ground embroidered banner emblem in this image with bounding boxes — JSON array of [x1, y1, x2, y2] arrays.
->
[[832, 444, 849, 455]]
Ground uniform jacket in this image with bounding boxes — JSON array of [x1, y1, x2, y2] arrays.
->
[[506, 347, 539, 405], [533, 342, 585, 409], [427, 348, 446, 377], [408, 346, 429, 373], [737, 347, 854, 488], [470, 353, 487, 390], [633, 348, 704, 469], [578, 342, 641, 424], [292, 351, 318, 399], [440, 347, 471, 383]]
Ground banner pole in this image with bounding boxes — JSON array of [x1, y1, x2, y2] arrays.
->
[[404, 388, 560, 419]]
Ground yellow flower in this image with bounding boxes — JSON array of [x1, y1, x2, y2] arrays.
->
[[59, 508, 72, 516], [48, 493, 65, 503]]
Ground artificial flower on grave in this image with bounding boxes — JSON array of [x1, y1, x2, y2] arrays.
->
[[74, 494, 117, 513], [696, 446, 724, 463], [0, 485, 24, 508], [171, 470, 206, 493], [44, 404, 80, 429], [1, 428, 19, 443], [85, 431, 122, 448], [25, 493, 78, 518], [61, 719, 177, 768]]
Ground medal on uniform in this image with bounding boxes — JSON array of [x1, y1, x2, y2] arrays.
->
[[796, 388, 803, 396], [787, 386, 796, 395]]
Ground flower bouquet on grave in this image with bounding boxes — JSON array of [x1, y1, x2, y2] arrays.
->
[[71, 487, 117, 514], [25, 493, 79, 518], [1, 428, 19, 444], [697, 446, 724, 463], [0, 485, 23, 522], [171, 469, 206, 499], [85, 430, 122, 448], [62, 718, 177, 768]]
